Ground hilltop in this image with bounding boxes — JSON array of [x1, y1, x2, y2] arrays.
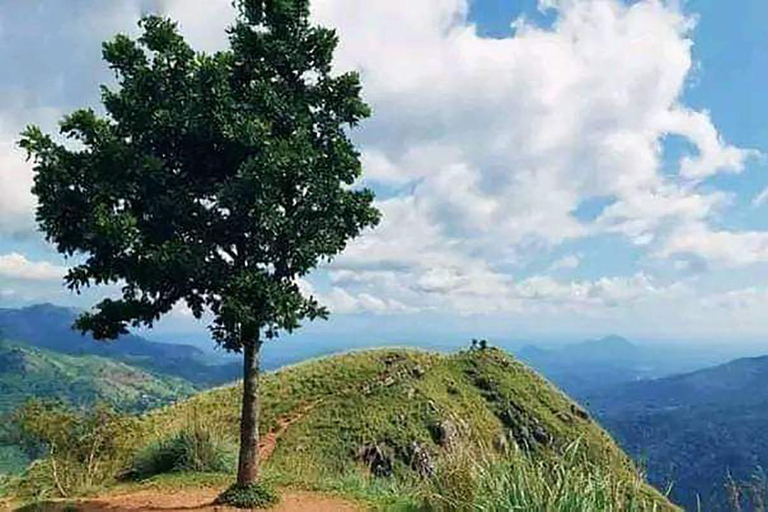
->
[[7, 347, 678, 511]]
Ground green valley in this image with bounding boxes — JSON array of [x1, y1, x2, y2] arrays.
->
[[0, 340, 196, 475], [0, 340, 195, 415]]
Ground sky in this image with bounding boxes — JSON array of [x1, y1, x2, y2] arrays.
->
[[3, 0, 768, 348]]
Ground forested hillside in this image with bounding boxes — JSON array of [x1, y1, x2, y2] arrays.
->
[[591, 355, 768, 510]]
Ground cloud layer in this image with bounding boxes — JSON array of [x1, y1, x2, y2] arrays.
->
[[2, 0, 768, 338]]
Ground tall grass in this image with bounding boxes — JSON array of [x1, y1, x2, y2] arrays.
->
[[127, 421, 235, 481], [421, 439, 670, 512]]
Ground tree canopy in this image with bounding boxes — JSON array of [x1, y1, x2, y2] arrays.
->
[[20, 0, 380, 351]]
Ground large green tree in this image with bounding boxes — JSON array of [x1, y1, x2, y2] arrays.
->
[[19, 0, 379, 492]]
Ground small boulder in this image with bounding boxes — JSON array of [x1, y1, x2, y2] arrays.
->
[[409, 441, 435, 478], [357, 444, 393, 477], [532, 424, 552, 446], [431, 419, 460, 449], [383, 353, 406, 366], [411, 364, 426, 378], [571, 404, 590, 421], [512, 425, 533, 449]]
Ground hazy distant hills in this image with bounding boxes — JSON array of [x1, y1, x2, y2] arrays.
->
[[515, 334, 768, 509], [591, 355, 768, 511], [0, 304, 240, 386], [514, 335, 716, 399]]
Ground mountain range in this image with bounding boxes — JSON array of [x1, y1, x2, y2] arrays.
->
[[514, 335, 728, 399], [0, 304, 240, 386]]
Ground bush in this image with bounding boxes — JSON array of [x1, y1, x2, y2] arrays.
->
[[128, 422, 235, 480], [11, 400, 138, 497], [215, 481, 279, 509]]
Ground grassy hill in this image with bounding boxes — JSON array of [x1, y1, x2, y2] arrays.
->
[[591, 355, 768, 511], [7, 347, 678, 510]]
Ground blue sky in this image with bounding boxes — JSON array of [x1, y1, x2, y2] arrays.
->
[[3, 0, 768, 348]]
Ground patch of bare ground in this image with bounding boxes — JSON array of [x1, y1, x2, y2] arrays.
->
[[12, 489, 362, 512]]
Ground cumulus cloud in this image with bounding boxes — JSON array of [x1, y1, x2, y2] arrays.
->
[[549, 254, 581, 271], [0, 122, 35, 234], [0, 253, 67, 281], [661, 222, 768, 267], [2, 0, 766, 328], [154, 0, 762, 313]]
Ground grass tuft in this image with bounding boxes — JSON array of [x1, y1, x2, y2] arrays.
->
[[421, 439, 669, 511], [127, 422, 235, 480], [215, 481, 280, 509]]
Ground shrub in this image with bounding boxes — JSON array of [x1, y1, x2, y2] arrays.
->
[[215, 481, 280, 509], [128, 422, 235, 480], [11, 400, 138, 497]]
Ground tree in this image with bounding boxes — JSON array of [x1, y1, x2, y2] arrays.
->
[[19, 0, 379, 496]]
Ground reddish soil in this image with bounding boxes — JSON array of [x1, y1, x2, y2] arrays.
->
[[13, 489, 362, 511], [258, 402, 318, 461], [97, 489, 357, 511]]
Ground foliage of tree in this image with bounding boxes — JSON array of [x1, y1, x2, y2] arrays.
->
[[19, 0, 379, 490]]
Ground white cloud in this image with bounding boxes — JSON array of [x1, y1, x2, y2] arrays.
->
[[299, 277, 417, 314], [310, 0, 759, 274], [0, 122, 36, 234], [661, 222, 768, 267], [157, 0, 235, 53], [549, 254, 581, 271], [0, 253, 67, 281], [664, 108, 758, 180]]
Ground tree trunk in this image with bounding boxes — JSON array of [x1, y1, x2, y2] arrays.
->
[[237, 337, 261, 486]]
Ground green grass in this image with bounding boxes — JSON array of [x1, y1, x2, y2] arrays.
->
[[6, 347, 679, 510], [423, 440, 671, 511], [215, 481, 280, 509]]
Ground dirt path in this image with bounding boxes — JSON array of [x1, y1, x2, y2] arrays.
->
[[17, 489, 363, 512], [258, 402, 318, 461]]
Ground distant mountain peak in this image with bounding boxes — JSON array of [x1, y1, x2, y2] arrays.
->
[[20, 302, 80, 314], [591, 335, 633, 346], [574, 335, 636, 352]]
